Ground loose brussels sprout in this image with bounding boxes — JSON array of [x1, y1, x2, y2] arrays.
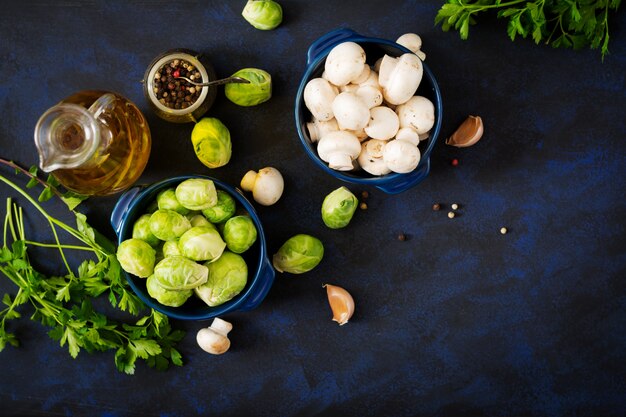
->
[[321, 186, 358, 229], [132, 214, 160, 247], [272, 234, 324, 274], [191, 118, 232, 169], [202, 190, 236, 223], [242, 0, 282, 30], [149, 209, 191, 241], [178, 226, 227, 262], [188, 213, 212, 228], [116, 238, 156, 278], [225, 68, 272, 107], [157, 188, 190, 215], [195, 252, 248, 307], [153, 256, 209, 291], [146, 274, 193, 307], [175, 178, 218, 211], [223, 216, 257, 254], [162, 240, 182, 258]]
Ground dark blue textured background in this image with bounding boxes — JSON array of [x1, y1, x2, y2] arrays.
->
[[1, 1, 625, 416]]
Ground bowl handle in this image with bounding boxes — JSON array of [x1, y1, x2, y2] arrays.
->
[[307, 28, 358, 65], [238, 257, 275, 311], [110, 185, 144, 238], [375, 160, 431, 195]]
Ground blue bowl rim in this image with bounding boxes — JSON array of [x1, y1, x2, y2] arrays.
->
[[115, 175, 270, 321]]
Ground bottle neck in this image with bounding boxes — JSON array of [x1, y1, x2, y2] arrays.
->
[[34, 103, 101, 172]]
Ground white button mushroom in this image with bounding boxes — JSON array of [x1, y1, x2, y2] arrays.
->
[[303, 78, 338, 122], [357, 141, 391, 176], [196, 318, 232, 355], [351, 64, 371, 84], [364, 106, 399, 140], [306, 117, 339, 143], [324, 42, 367, 86], [358, 70, 380, 89], [377, 55, 399, 88], [332, 92, 370, 131], [396, 33, 427, 61], [395, 127, 420, 146], [381, 53, 423, 105], [356, 85, 383, 109], [240, 167, 284, 206], [396, 96, 435, 134], [317, 130, 362, 171], [383, 139, 421, 173]]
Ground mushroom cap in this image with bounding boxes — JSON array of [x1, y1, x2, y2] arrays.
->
[[317, 130, 362, 171], [395, 127, 420, 146], [364, 106, 399, 140], [252, 167, 284, 206], [396, 96, 435, 134], [382, 53, 423, 105], [357, 142, 392, 176], [377, 55, 399, 89], [352, 64, 371, 84], [395, 33, 423, 54], [197, 327, 231, 355], [303, 78, 337, 122], [332, 92, 370, 131], [324, 42, 367, 86], [383, 139, 421, 173], [359, 69, 380, 88], [356, 85, 383, 109]]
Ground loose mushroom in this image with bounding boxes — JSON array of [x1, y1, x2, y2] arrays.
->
[[357, 141, 391, 176], [324, 42, 366, 86], [396, 33, 426, 61], [240, 167, 284, 206], [196, 318, 232, 355], [364, 106, 399, 140], [317, 130, 362, 171], [395, 127, 420, 146], [332, 92, 370, 131], [396, 96, 435, 134], [307, 117, 339, 143], [381, 53, 423, 105], [303, 78, 337, 122], [383, 139, 421, 173]]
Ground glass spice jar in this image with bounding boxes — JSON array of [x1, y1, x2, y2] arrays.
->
[[142, 49, 217, 123]]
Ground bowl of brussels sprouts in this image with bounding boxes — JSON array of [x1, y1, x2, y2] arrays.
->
[[294, 28, 443, 194], [110, 175, 275, 320]]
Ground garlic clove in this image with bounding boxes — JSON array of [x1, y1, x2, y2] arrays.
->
[[324, 284, 355, 326], [446, 115, 484, 148]]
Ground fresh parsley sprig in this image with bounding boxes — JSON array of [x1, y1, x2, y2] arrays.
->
[[435, 0, 622, 60], [0, 173, 185, 374]]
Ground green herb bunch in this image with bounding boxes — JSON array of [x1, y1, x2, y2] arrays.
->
[[435, 0, 622, 60], [0, 166, 185, 374]]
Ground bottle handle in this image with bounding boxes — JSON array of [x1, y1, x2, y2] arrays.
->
[[238, 257, 275, 311], [110, 185, 144, 238], [307, 28, 358, 65], [375, 160, 431, 194]]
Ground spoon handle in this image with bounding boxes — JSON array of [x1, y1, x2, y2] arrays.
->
[[176, 76, 250, 87]]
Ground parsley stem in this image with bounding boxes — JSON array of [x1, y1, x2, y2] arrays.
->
[[23, 241, 95, 252], [0, 158, 64, 201]]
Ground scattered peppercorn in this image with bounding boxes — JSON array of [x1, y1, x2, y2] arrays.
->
[[500, 227, 508, 234], [359, 202, 368, 210], [154, 59, 202, 110], [397, 233, 407, 241], [451, 203, 459, 210], [451, 158, 459, 166], [448, 211, 455, 219], [432, 203, 441, 211], [361, 191, 369, 199]]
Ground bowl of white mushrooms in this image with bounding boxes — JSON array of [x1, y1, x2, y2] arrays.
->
[[295, 28, 442, 194]]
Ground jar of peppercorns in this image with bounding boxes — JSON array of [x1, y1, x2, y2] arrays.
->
[[142, 49, 217, 123]]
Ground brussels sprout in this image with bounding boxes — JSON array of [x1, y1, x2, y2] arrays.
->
[[225, 68, 272, 107], [153, 256, 209, 290], [223, 216, 257, 254], [157, 188, 190, 215], [191, 118, 232, 169], [149, 209, 191, 241], [132, 214, 160, 247], [321, 186, 358, 229], [195, 252, 248, 307], [242, 0, 282, 30], [162, 240, 182, 258], [272, 234, 324, 274], [175, 178, 218, 211], [179, 226, 227, 262], [188, 213, 212, 227], [146, 274, 193, 307], [202, 190, 236, 223], [116, 238, 156, 278]]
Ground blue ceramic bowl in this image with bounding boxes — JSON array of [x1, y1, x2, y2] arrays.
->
[[295, 28, 443, 194], [110, 175, 275, 321]]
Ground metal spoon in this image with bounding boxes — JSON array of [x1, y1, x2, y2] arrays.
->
[[174, 75, 250, 87]]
